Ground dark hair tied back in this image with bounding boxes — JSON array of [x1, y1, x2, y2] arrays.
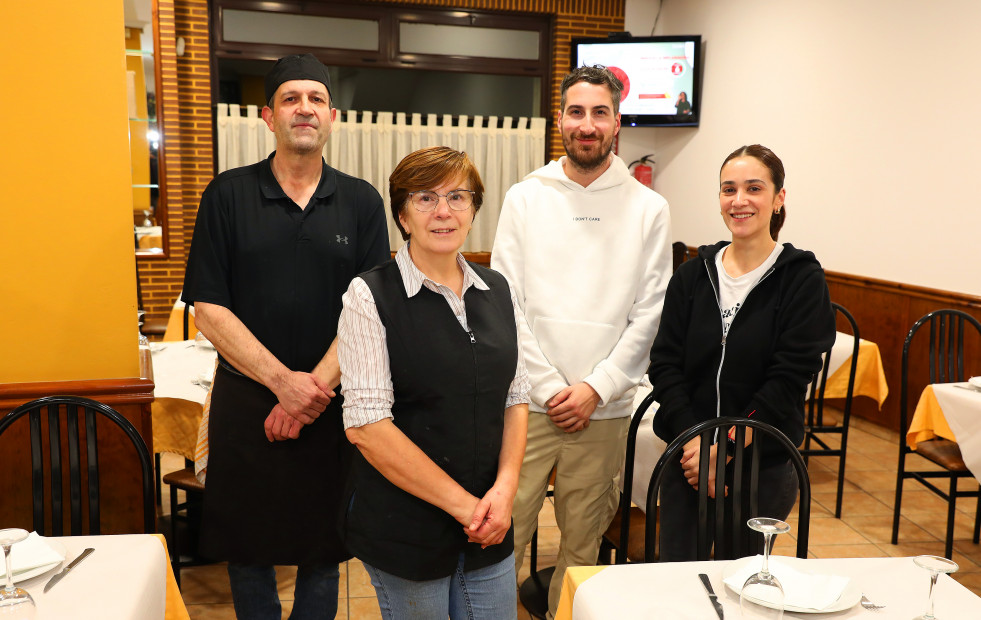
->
[[721, 144, 786, 241]]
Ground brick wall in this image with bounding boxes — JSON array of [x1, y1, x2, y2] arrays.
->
[[137, 0, 214, 325], [141, 0, 625, 322]]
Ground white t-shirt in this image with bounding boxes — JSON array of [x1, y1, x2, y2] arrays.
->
[[716, 243, 784, 337]]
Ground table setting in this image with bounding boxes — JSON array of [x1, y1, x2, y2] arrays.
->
[[557, 512, 981, 619], [0, 530, 176, 619]]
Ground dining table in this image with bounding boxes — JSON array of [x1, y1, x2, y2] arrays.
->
[[556, 555, 981, 619], [149, 340, 216, 474], [907, 382, 981, 482], [625, 331, 889, 509], [10, 533, 189, 619]]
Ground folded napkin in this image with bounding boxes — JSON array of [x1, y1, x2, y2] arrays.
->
[[723, 555, 850, 611], [9, 532, 65, 575]]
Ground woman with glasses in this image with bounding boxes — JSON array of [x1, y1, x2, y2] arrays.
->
[[337, 146, 530, 619]]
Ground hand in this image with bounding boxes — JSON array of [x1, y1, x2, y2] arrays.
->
[[545, 383, 600, 433], [264, 404, 304, 442], [680, 436, 726, 499], [465, 483, 516, 548], [273, 371, 334, 424]]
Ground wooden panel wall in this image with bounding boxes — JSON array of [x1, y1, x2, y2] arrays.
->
[[826, 272, 981, 432]]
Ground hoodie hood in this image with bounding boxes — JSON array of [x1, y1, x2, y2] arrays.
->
[[525, 155, 634, 193]]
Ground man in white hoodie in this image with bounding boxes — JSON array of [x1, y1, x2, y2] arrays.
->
[[492, 65, 672, 617]]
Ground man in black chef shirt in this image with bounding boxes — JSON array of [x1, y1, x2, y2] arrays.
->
[[182, 54, 390, 620]]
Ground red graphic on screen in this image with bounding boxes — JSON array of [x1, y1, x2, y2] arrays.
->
[[671, 63, 684, 76], [607, 66, 630, 99]]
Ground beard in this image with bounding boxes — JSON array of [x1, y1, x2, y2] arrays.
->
[[562, 130, 614, 172]]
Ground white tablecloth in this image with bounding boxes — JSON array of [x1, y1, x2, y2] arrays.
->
[[933, 382, 981, 481], [15, 534, 167, 619], [563, 556, 981, 619], [150, 340, 217, 404]]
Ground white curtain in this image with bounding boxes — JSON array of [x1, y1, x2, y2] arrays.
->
[[216, 105, 547, 252]]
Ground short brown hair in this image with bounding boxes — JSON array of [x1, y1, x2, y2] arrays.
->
[[389, 147, 484, 241], [560, 65, 623, 116]]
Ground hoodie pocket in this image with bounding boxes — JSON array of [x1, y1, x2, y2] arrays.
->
[[534, 316, 618, 384]]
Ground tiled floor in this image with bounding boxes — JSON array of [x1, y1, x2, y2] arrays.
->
[[161, 413, 981, 619]]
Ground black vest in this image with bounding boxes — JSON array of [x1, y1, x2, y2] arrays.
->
[[342, 259, 519, 580]]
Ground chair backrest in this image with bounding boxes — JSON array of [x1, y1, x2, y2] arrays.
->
[[0, 395, 155, 535], [644, 416, 810, 562], [613, 391, 657, 563], [899, 310, 981, 442], [805, 303, 860, 431], [672, 241, 690, 272]]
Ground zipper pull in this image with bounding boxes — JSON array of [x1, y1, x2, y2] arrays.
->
[[468, 331, 476, 344]]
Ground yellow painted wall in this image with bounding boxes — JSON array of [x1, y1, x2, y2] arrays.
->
[[0, 0, 140, 382]]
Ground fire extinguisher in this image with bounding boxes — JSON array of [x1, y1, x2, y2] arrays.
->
[[629, 154, 655, 188]]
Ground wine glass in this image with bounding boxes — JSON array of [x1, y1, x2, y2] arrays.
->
[[912, 555, 958, 620], [0, 528, 37, 619], [739, 517, 792, 619]]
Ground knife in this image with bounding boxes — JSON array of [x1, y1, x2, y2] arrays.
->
[[699, 573, 724, 619], [43, 547, 94, 593]]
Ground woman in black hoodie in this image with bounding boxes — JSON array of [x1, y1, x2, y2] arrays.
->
[[648, 144, 835, 561]]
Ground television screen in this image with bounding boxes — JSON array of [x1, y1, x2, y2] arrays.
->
[[572, 35, 702, 127]]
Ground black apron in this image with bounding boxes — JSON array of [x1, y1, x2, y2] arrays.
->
[[199, 365, 352, 565]]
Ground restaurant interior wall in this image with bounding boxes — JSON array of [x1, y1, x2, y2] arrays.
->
[[617, 0, 981, 431], [139, 0, 628, 324], [618, 0, 981, 298], [0, 0, 140, 383]]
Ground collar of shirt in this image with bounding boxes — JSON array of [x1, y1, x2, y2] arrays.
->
[[257, 152, 337, 203], [395, 243, 489, 298]]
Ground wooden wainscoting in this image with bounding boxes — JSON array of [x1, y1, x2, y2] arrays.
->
[[0, 378, 155, 534], [824, 271, 980, 431]]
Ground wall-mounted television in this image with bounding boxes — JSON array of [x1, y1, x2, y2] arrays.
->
[[572, 35, 702, 127]]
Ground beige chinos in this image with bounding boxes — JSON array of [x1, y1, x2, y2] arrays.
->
[[512, 411, 629, 617]]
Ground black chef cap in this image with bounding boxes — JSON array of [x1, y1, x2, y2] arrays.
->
[[264, 54, 332, 105]]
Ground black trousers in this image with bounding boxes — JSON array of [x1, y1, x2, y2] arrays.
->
[[657, 454, 798, 562]]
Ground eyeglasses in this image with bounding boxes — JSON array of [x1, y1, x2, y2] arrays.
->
[[408, 189, 475, 212]]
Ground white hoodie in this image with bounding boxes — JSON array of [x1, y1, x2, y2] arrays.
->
[[492, 155, 673, 420]]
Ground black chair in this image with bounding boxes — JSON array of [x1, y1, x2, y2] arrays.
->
[[162, 462, 206, 587], [800, 302, 859, 518], [600, 391, 657, 564], [644, 417, 811, 562], [672, 241, 690, 272], [0, 395, 155, 535], [892, 309, 981, 559]]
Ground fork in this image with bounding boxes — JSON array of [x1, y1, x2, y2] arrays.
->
[[860, 594, 885, 611]]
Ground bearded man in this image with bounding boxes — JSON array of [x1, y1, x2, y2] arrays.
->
[[491, 65, 673, 618]]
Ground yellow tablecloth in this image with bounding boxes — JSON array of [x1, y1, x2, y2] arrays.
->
[[555, 565, 606, 620], [824, 338, 888, 407], [162, 301, 196, 342], [154, 533, 191, 620], [906, 385, 955, 449]]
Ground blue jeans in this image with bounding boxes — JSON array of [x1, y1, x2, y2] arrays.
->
[[227, 562, 340, 620], [363, 553, 516, 620]]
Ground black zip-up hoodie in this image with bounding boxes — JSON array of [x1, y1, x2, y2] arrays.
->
[[648, 241, 835, 462]]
